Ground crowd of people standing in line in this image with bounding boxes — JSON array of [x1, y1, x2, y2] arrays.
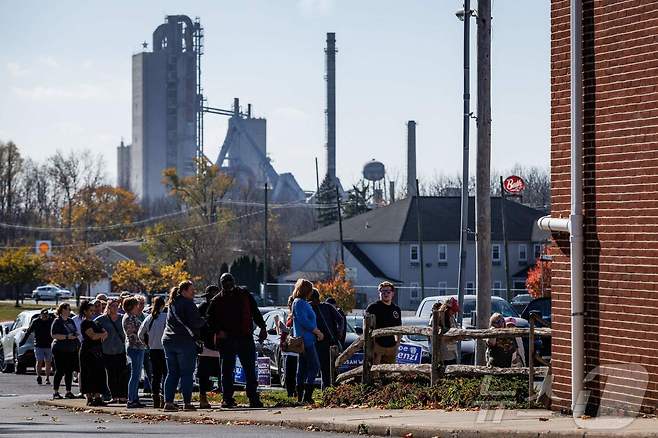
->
[[20, 273, 347, 410], [21, 277, 522, 410]]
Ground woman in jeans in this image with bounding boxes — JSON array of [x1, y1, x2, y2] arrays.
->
[[291, 279, 324, 404], [78, 301, 108, 406], [138, 296, 167, 408], [122, 296, 146, 408], [95, 298, 128, 403], [162, 281, 205, 412], [50, 303, 80, 400]]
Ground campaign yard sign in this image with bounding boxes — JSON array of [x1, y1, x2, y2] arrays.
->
[[396, 343, 422, 364], [336, 343, 422, 373], [234, 356, 271, 387]]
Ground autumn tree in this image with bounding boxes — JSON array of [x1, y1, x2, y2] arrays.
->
[[67, 185, 141, 242], [47, 246, 104, 306], [526, 258, 551, 298], [111, 260, 157, 293], [0, 247, 44, 307], [112, 259, 192, 299], [314, 263, 356, 312]]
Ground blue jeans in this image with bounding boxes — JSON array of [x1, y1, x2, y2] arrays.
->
[[297, 343, 320, 386], [127, 348, 145, 403], [163, 340, 197, 404]]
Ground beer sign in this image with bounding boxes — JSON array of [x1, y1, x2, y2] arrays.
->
[[503, 175, 526, 194]]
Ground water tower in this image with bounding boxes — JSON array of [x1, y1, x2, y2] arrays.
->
[[363, 159, 386, 206]]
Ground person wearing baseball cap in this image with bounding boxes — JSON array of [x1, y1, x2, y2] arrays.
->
[[20, 308, 54, 385]]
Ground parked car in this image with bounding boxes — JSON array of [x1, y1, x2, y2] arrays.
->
[[1, 310, 46, 373], [255, 309, 359, 387], [31, 285, 72, 301], [511, 294, 534, 314], [345, 314, 363, 335]]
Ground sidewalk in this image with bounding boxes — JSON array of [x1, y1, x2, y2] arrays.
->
[[40, 399, 658, 437]]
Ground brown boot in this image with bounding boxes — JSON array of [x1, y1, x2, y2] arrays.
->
[[199, 393, 211, 409]]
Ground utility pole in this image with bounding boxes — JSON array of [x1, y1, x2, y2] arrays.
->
[[263, 183, 269, 301], [336, 187, 344, 264], [415, 179, 425, 300], [456, 0, 473, 359], [475, 0, 492, 366]]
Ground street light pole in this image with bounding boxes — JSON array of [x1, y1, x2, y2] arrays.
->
[[456, 0, 473, 354]]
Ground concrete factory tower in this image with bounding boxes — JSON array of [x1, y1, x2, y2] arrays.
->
[[407, 120, 417, 197], [129, 15, 199, 201], [325, 32, 337, 183]]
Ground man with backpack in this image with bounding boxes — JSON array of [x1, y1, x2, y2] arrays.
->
[[207, 273, 267, 408]]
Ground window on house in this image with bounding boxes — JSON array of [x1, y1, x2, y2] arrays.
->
[[513, 281, 526, 293], [438, 281, 447, 295], [438, 244, 448, 263], [410, 282, 419, 299], [466, 281, 475, 293], [534, 243, 542, 261], [493, 281, 502, 296], [410, 244, 419, 263], [519, 244, 528, 263], [492, 244, 501, 263]]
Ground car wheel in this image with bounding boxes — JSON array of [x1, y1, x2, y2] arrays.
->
[[13, 347, 26, 374], [34, 294, 40, 301]]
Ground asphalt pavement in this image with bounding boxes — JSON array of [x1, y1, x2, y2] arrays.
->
[[0, 372, 365, 437]]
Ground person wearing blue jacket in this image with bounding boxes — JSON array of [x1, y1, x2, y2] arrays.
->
[[291, 279, 324, 404]]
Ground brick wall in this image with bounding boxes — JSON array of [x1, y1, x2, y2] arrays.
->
[[551, 0, 658, 414]]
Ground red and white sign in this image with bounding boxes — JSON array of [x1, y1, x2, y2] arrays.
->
[[503, 175, 526, 194]]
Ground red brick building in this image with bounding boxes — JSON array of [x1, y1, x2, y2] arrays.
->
[[551, 0, 658, 413]]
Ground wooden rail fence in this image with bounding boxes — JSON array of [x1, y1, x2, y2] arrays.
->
[[333, 309, 551, 390]]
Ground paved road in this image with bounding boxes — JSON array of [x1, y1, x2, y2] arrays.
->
[[0, 372, 362, 437]]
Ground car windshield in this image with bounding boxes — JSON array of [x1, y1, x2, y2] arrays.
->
[[462, 299, 518, 318]]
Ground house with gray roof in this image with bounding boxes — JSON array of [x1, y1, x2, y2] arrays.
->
[[288, 196, 549, 310]]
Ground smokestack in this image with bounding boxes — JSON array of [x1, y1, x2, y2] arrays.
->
[[390, 181, 396, 203], [325, 32, 337, 183], [233, 97, 240, 116], [407, 120, 417, 197]]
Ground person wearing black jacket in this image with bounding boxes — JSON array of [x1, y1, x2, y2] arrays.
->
[[207, 273, 267, 408], [20, 309, 54, 385], [310, 289, 342, 389], [196, 285, 220, 409]]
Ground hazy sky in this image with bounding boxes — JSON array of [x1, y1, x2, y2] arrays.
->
[[0, 0, 549, 191]]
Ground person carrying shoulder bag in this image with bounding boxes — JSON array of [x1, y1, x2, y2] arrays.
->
[[291, 279, 324, 404]]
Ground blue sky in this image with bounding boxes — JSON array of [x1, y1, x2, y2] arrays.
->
[[0, 0, 550, 191]]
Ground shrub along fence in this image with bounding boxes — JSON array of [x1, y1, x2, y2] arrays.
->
[[334, 309, 551, 397]]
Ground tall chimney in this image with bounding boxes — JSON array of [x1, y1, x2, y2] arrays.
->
[[407, 120, 417, 197], [390, 181, 396, 203], [325, 32, 337, 182]]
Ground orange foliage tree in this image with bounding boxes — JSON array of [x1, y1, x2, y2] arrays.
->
[[314, 263, 356, 312], [525, 258, 551, 298]]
